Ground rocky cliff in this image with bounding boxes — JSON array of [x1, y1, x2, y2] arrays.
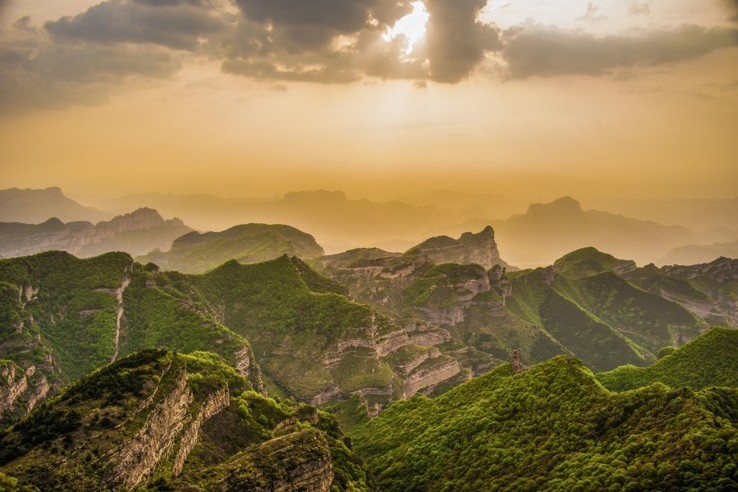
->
[[0, 350, 373, 491], [407, 226, 507, 270]]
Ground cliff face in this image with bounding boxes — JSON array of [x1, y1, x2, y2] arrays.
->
[[0, 350, 373, 492], [110, 360, 195, 489], [0, 207, 192, 258], [0, 363, 51, 421]]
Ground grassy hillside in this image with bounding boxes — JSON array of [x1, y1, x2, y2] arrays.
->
[[353, 356, 738, 491], [193, 255, 395, 400], [597, 327, 738, 391], [0, 251, 133, 382], [506, 268, 647, 371], [139, 223, 324, 274]]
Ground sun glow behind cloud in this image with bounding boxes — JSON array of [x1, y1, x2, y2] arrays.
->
[[382, 1, 429, 55]]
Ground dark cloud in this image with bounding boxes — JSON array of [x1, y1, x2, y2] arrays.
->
[[45, 0, 227, 51], [232, 0, 412, 52], [425, 0, 500, 83], [0, 35, 179, 113], [502, 24, 738, 79], [2, 0, 737, 112], [222, 1, 422, 84]]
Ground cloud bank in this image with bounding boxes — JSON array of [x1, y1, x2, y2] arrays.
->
[[1, 0, 737, 111]]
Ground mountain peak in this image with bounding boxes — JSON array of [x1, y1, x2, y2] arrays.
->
[[408, 226, 507, 270], [527, 196, 582, 215]]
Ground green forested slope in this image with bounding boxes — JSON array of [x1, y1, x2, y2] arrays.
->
[[353, 354, 738, 491], [597, 327, 738, 391]]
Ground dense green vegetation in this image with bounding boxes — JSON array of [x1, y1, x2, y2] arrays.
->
[[552, 247, 634, 279], [0, 350, 372, 491], [0, 251, 132, 382], [353, 355, 738, 491], [192, 255, 391, 400], [506, 268, 647, 371], [597, 327, 738, 391], [553, 271, 704, 354]]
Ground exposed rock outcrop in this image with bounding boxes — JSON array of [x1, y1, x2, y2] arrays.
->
[[403, 358, 461, 397], [407, 226, 507, 270], [110, 276, 130, 363], [109, 362, 193, 489], [173, 384, 230, 476], [0, 362, 53, 422]]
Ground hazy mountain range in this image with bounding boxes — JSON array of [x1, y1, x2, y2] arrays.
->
[[2, 187, 736, 267], [0, 208, 191, 258]]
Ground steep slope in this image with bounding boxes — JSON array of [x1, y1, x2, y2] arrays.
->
[[0, 187, 110, 224], [597, 327, 738, 391], [494, 196, 697, 267], [506, 267, 649, 370], [192, 255, 456, 404], [0, 208, 192, 258], [549, 248, 706, 354], [624, 259, 738, 328], [322, 238, 684, 373], [0, 251, 261, 423], [0, 251, 458, 419], [353, 356, 738, 491], [139, 223, 324, 274], [0, 350, 372, 491]]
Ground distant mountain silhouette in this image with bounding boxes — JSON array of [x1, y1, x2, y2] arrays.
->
[[493, 196, 698, 267], [0, 187, 111, 223], [0, 208, 191, 258], [659, 240, 738, 266]]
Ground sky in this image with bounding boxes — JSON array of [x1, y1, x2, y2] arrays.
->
[[0, 0, 737, 204]]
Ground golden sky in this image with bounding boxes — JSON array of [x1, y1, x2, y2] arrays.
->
[[1, 0, 737, 203]]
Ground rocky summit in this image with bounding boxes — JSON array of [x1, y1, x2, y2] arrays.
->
[[406, 226, 507, 270]]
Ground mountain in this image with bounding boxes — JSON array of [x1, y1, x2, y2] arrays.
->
[[0, 208, 192, 258], [101, 190, 473, 254], [0, 251, 263, 424], [493, 196, 699, 267], [625, 257, 738, 328], [591, 195, 738, 234], [352, 352, 738, 491], [0, 187, 110, 224], [405, 226, 508, 270], [597, 327, 738, 391], [0, 251, 458, 422], [659, 240, 738, 266], [0, 349, 371, 490], [138, 223, 324, 274], [320, 234, 712, 374]]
